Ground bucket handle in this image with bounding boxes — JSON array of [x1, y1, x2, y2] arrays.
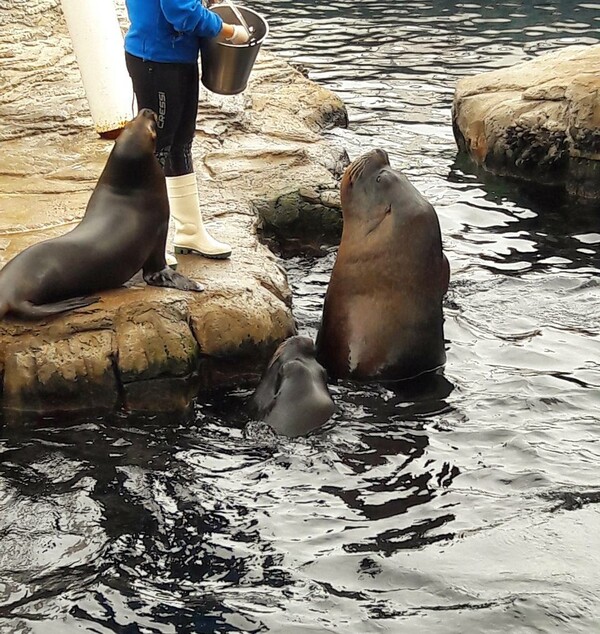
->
[[223, 0, 254, 36]]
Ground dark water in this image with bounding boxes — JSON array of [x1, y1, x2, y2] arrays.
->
[[2, 1, 600, 632]]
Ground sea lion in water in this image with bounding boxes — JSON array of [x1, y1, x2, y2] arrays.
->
[[0, 108, 202, 320], [250, 336, 336, 437], [316, 149, 449, 381]]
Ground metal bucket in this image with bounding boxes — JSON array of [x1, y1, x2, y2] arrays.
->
[[200, 5, 268, 95]]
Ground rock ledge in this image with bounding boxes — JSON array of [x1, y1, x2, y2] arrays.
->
[[452, 44, 600, 199], [0, 2, 347, 413]]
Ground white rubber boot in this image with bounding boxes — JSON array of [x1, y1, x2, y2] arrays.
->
[[165, 251, 178, 269], [164, 219, 178, 269], [166, 173, 232, 259]]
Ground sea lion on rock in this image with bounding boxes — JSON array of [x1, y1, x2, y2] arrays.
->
[[316, 149, 449, 381], [250, 336, 336, 437], [0, 109, 202, 320]]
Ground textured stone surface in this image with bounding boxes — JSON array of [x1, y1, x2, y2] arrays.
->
[[2, 329, 118, 412], [0, 1, 348, 413], [452, 44, 600, 199]]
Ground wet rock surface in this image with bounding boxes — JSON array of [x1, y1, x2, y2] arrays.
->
[[0, 0, 347, 413], [452, 44, 600, 199]]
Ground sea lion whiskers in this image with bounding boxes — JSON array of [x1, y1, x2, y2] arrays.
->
[[345, 155, 370, 186], [347, 161, 364, 184]]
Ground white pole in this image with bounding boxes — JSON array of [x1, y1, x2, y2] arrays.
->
[[60, 0, 134, 138]]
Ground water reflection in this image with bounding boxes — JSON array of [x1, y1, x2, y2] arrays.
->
[[448, 156, 600, 274], [2, 0, 600, 631], [252, 0, 600, 172], [319, 376, 458, 557], [0, 364, 464, 629], [0, 415, 273, 631]]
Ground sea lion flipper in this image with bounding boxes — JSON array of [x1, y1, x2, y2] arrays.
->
[[10, 296, 100, 320], [143, 267, 204, 292], [122, 269, 145, 288]]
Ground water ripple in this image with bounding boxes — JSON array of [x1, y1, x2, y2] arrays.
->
[[1, 0, 600, 631]]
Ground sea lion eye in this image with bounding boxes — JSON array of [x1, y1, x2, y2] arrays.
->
[[376, 175, 382, 183]]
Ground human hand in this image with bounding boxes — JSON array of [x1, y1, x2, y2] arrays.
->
[[225, 24, 250, 44]]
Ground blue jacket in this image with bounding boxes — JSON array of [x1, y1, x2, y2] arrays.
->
[[124, 0, 223, 64]]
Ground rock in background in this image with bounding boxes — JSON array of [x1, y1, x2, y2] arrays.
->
[[452, 44, 600, 200]]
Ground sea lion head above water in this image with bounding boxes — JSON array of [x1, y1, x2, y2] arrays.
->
[[316, 148, 450, 381], [340, 148, 436, 236], [250, 335, 336, 437]]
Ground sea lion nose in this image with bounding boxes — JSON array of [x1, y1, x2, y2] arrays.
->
[[373, 148, 390, 166], [140, 108, 158, 123]]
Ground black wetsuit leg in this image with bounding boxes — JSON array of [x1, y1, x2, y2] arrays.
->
[[125, 52, 199, 176]]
